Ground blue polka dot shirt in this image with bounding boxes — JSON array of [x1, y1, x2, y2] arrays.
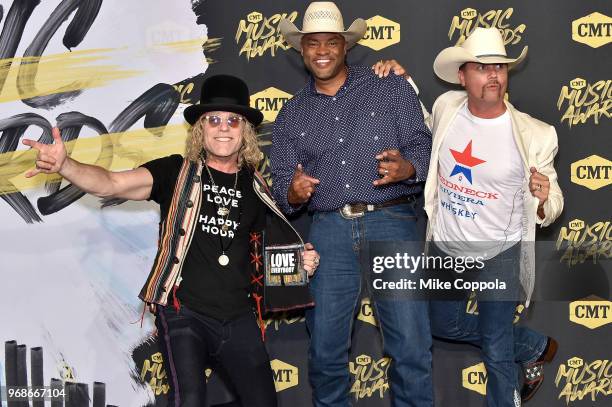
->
[[271, 65, 432, 214]]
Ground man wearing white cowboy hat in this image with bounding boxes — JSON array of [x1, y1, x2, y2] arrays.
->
[[423, 27, 563, 406], [272, 2, 433, 407]]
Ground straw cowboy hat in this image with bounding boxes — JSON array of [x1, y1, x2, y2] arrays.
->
[[433, 27, 528, 84], [279, 1, 367, 50]]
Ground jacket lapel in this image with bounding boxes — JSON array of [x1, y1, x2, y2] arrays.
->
[[506, 101, 532, 172]]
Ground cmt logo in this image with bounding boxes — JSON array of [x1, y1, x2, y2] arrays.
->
[[357, 297, 378, 326], [556, 218, 611, 265], [359, 16, 400, 50], [250, 87, 292, 122], [557, 77, 611, 128], [140, 352, 169, 396], [555, 357, 612, 403], [571, 155, 612, 190], [247, 12, 263, 23], [567, 357, 584, 368], [572, 12, 612, 48], [448, 7, 526, 45], [570, 297, 612, 329], [349, 354, 390, 400], [270, 359, 298, 392], [235, 11, 298, 60], [462, 362, 487, 395]]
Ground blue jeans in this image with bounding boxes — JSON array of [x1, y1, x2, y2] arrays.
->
[[429, 243, 547, 407], [155, 305, 277, 407], [306, 203, 433, 407]]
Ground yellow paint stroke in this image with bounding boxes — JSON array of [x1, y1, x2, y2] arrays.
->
[[203, 37, 223, 53], [0, 124, 188, 195], [0, 119, 271, 196], [156, 37, 221, 65], [156, 37, 221, 54], [0, 48, 142, 103], [204, 37, 222, 65]]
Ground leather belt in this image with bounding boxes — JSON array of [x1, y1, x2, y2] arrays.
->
[[339, 196, 414, 219]]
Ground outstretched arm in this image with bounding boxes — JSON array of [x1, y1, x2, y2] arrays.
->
[[23, 127, 154, 201]]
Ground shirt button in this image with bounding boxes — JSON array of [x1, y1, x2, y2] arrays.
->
[[341, 160, 346, 165], [300, 132, 305, 136], [186, 200, 194, 208], [345, 184, 350, 189], [374, 136, 379, 141], [173, 257, 180, 264], [193, 175, 200, 183], [371, 111, 375, 117], [335, 116, 339, 121], [332, 97, 337, 101], [339, 138, 343, 143], [179, 228, 186, 236]]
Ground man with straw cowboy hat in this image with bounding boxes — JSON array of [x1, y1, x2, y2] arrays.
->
[[423, 27, 563, 406], [272, 1, 433, 406]]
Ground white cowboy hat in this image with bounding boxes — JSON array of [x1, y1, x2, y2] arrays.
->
[[433, 27, 528, 84], [279, 1, 367, 50]]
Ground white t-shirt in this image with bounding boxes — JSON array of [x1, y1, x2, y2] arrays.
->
[[434, 104, 524, 259]]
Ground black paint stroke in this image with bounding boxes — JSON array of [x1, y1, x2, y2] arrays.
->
[[37, 112, 110, 215], [0, 113, 52, 223], [31, 347, 44, 407], [0, 0, 41, 95], [101, 83, 180, 207], [64, 0, 102, 50], [0, 83, 179, 218], [17, 0, 103, 109], [191, 0, 208, 26], [92, 382, 106, 407], [5, 341, 17, 407], [109, 83, 180, 134]]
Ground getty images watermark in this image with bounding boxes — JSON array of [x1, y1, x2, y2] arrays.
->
[[371, 251, 494, 292], [365, 241, 528, 301]]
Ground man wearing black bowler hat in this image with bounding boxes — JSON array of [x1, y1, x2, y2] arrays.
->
[[23, 74, 320, 407]]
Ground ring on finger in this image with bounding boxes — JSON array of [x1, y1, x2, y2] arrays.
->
[[384, 169, 389, 175]]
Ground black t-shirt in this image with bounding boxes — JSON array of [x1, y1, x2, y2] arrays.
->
[[142, 154, 266, 320]]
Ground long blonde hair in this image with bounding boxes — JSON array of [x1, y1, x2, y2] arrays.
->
[[184, 114, 263, 168]]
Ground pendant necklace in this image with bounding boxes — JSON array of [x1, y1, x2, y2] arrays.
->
[[204, 162, 240, 266]]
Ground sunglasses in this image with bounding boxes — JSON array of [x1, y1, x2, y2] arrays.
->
[[202, 115, 245, 128]]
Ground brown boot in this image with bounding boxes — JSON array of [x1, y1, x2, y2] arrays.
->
[[521, 337, 558, 402]]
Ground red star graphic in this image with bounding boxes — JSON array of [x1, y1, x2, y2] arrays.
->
[[450, 140, 486, 168]]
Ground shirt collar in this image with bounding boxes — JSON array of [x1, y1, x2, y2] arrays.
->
[[307, 65, 354, 96]]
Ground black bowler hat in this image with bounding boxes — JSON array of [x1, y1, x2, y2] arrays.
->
[[183, 75, 264, 126]]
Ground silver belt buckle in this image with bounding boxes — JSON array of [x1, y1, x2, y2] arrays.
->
[[340, 204, 364, 219]]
